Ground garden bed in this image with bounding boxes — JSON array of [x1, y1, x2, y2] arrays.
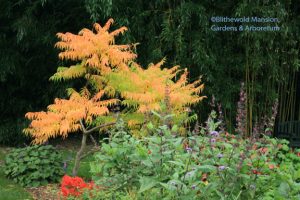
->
[[0, 137, 95, 200]]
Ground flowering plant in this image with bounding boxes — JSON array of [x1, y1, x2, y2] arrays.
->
[[88, 113, 300, 199], [60, 175, 94, 198]]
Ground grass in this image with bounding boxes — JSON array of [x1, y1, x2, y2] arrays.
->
[[0, 148, 33, 200]]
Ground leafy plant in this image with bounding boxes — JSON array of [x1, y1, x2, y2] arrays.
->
[[90, 113, 199, 199], [90, 118, 142, 190], [87, 112, 300, 199], [4, 145, 63, 187]]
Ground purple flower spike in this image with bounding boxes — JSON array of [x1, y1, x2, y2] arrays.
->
[[210, 131, 219, 137], [210, 138, 216, 143], [191, 185, 196, 190], [185, 147, 192, 152], [218, 165, 226, 170], [217, 153, 223, 158]]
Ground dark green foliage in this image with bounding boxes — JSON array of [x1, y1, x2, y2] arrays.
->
[[4, 145, 64, 187], [0, 0, 92, 120], [84, 0, 300, 128], [0, 119, 30, 146]]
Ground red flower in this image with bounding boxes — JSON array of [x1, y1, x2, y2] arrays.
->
[[252, 170, 262, 175], [60, 175, 95, 198]]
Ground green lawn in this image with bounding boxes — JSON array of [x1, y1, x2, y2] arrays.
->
[[0, 148, 33, 200]]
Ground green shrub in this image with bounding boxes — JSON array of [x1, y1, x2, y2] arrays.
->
[[4, 145, 64, 187], [87, 114, 300, 200], [90, 115, 200, 199], [90, 119, 142, 189]]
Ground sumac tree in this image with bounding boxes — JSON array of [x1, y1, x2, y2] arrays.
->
[[24, 19, 205, 175]]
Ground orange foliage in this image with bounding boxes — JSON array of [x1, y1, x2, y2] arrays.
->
[[55, 18, 136, 75], [24, 18, 205, 143], [24, 91, 118, 144], [108, 61, 205, 114]]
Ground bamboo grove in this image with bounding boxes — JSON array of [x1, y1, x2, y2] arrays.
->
[[84, 0, 300, 136]]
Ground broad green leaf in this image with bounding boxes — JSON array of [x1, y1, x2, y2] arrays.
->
[[138, 177, 158, 193], [196, 165, 216, 172]]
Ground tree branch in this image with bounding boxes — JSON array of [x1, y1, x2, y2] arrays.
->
[[79, 119, 115, 135], [85, 122, 116, 134], [79, 119, 87, 133], [89, 134, 98, 147], [80, 147, 101, 160]]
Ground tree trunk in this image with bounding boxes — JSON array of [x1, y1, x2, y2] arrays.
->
[[72, 132, 88, 176], [71, 120, 115, 176]]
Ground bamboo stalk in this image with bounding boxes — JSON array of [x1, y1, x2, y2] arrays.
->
[[291, 71, 296, 120]]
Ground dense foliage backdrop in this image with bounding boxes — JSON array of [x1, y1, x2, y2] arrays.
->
[[0, 0, 299, 145]]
